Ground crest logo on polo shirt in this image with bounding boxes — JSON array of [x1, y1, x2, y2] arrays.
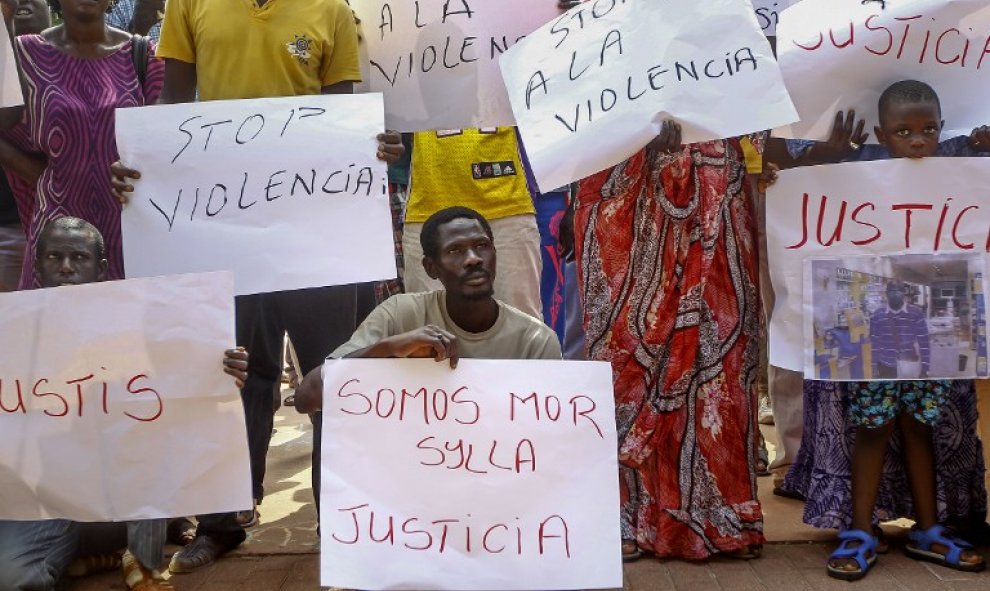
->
[[287, 35, 313, 65]]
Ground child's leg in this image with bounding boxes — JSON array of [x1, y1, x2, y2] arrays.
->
[[849, 422, 896, 533], [899, 382, 984, 568], [829, 382, 897, 574], [897, 412, 937, 529]]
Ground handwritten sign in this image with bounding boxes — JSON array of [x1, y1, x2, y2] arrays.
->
[[349, 0, 559, 131], [775, 0, 990, 142], [1, 25, 22, 107], [319, 359, 622, 590], [501, 0, 799, 192], [116, 94, 397, 296], [766, 159, 990, 375], [754, 0, 796, 37], [0, 272, 252, 521]]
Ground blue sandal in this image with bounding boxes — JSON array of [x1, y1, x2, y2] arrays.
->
[[905, 524, 986, 572], [826, 529, 878, 581]]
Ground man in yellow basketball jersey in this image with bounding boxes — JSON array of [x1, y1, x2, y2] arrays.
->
[[403, 128, 543, 320]]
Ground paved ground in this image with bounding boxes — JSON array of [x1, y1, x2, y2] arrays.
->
[[69, 542, 990, 590], [66, 393, 990, 590]]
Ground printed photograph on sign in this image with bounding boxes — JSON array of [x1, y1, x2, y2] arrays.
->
[[803, 254, 989, 381]]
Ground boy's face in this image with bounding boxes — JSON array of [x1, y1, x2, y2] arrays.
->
[[875, 101, 943, 159]]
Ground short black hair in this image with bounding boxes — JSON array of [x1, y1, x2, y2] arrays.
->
[[36, 217, 105, 260], [878, 80, 941, 125], [420, 207, 494, 259]]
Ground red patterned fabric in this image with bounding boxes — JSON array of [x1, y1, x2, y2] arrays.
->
[[575, 137, 765, 559]]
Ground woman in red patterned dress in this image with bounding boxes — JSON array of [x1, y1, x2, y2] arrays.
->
[[574, 122, 766, 560]]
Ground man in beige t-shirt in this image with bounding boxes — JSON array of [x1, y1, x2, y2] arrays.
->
[[295, 206, 561, 413]]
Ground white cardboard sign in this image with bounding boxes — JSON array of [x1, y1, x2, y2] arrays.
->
[[116, 94, 397, 296], [766, 159, 990, 375], [320, 358, 622, 590], [501, 0, 799, 192], [1, 25, 22, 107], [776, 0, 990, 142], [349, 0, 560, 131], [754, 0, 796, 36], [0, 272, 253, 521]]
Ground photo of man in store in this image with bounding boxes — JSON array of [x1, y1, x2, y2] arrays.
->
[[870, 280, 930, 379]]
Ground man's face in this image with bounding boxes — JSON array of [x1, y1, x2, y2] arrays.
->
[[886, 282, 906, 310], [11, 0, 50, 36], [875, 101, 943, 159], [36, 227, 107, 288], [58, 0, 110, 22], [424, 218, 496, 300]]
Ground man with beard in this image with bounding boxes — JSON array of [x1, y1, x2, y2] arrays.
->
[[294, 207, 561, 414]]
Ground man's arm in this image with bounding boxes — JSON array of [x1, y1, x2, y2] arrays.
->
[[130, 0, 165, 36], [294, 326, 460, 414], [159, 58, 197, 105], [0, 137, 45, 185]]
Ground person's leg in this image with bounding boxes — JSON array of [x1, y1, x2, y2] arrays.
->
[[0, 520, 79, 591], [488, 214, 543, 319], [829, 382, 896, 575], [900, 382, 984, 568], [125, 520, 168, 572], [122, 520, 171, 589], [767, 366, 805, 488], [278, 283, 379, 518], [174, 295, 279, 572]]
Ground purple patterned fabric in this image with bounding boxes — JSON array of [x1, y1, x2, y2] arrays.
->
[[14, 35, 163, 288], [780, 380, 987, 529]]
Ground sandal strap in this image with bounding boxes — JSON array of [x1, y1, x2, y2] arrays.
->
[[909, 524, 973, 566], [832, 529, 877, 572]]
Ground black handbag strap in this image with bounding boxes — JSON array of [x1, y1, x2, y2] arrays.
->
[[132, 34, 149, 90]]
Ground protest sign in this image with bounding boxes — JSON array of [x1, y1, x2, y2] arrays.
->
[[754, 0, 795, 37], [320, 359, 622, 590], [766, 158, 990, 380], [0, 272, 252, 521], [501, 0, 799, 192], [116, 94, 396, 296], [776, 0, 990, 142], [1, 24, 22, 108], [349, 0, 559, 131]]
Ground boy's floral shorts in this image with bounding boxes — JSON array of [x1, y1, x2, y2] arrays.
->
[[843, 380, 949, 427]]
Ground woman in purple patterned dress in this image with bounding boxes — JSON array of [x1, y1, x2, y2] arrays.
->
[[4, 0, 162, 288]]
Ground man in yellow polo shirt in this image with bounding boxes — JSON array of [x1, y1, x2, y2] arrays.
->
[[111, 0, 405, 575]]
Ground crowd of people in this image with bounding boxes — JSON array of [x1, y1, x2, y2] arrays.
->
[[0, 0, 988, 590]]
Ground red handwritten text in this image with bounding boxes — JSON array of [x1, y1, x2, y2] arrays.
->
[[0, 372, 163, 422], [786, 194, 982, 252], [329, 503, 571, 558]]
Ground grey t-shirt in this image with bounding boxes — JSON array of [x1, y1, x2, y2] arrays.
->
[[331, 291, 562, 361]]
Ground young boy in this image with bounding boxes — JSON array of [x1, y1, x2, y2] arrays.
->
[[770, 80, 990, 581]]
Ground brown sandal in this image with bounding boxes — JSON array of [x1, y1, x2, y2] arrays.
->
[[66, 552, 122, 577], [122, 550, 174, 590], [622, 540, 642, 562], [727, 544, 763, 560]]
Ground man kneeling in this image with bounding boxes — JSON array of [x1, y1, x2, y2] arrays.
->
[[295, 206, 561, 414], [0, 217, 248, 591]]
